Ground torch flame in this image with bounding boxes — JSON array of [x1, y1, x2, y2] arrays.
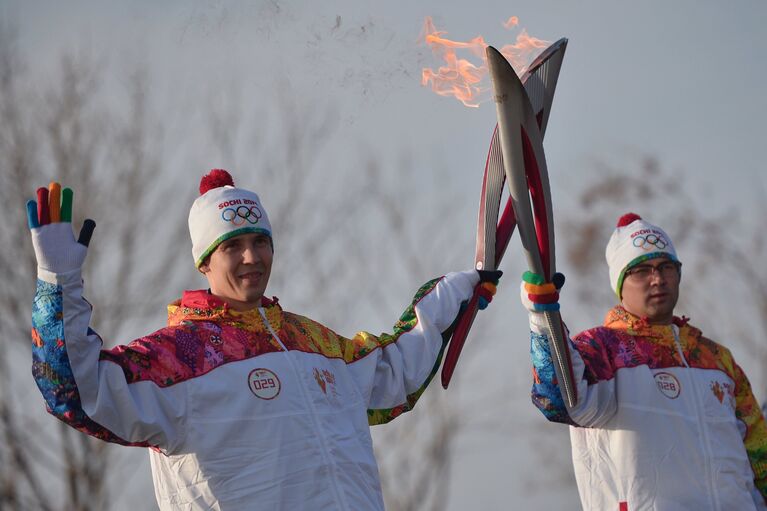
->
[[503, 16, 519, 29], [420, 16, 549, 107]]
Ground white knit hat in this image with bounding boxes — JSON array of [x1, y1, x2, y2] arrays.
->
[[189, 169, 272, 268], [605, 213, 679, 297]]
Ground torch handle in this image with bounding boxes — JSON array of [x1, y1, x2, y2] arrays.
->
[[441, 287, 481, 388], [543, 310, 577, 409]]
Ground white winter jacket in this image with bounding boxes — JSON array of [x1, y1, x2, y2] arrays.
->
[[529, 306, 767, 511]]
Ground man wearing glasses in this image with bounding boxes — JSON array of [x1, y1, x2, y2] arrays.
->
[[521, 213, 767, 510]]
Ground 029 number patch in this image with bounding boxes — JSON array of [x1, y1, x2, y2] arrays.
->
[[248, 368, 281, 400]]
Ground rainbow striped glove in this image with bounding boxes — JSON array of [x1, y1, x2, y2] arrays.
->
[[476, 270, 502, 310], [520, 271, 565, 313], [27, 182, 96, 274]]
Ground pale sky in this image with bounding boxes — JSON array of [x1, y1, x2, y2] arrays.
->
[[9, 0, 766, 202], [4, 0, 766, 509]]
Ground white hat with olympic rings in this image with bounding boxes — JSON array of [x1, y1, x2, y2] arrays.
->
[[189, 169, 272, 268], [605, 213, 678, 298]]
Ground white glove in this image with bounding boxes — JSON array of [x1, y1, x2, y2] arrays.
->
[[27, 182, 95, 274], [520, 271, 565, 333]]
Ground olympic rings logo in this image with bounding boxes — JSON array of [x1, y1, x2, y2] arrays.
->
[[632, 234, 668, 251], [221, 206, 263, 226]]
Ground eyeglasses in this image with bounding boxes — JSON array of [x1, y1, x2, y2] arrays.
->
[[624, 261, 681, 281]]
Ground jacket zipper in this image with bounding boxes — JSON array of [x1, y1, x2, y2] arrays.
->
[[671, 325, 720, 511], [258, 307, 349, 510]]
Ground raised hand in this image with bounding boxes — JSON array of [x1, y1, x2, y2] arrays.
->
[[520, 271, 565, 313], [27, 182, 96, 273]]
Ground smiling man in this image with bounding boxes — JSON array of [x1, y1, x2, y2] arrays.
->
[[199, 231, 274, 310], [520, 213, 767, 510], [28, 169, 500, 510]]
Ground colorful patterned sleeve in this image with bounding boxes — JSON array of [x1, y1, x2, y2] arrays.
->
[[339, 270, 478, 425], [530, 330, 577, 425], [729, 357, 767, 504], [31, 270, 187, 452], [32, 279, 147, 446], [530, 324, 619, 428]]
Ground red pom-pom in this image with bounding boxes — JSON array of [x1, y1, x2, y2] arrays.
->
[[616, 213, 641, 227], [199, 169, 235, 195]]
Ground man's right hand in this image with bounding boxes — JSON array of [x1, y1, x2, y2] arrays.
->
[[27, 182, 96, 274], [520, 271, 565, 313]]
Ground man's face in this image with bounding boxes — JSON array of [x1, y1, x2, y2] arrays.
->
[[199, 232, 273, 311], [620, 257, 680, 325]]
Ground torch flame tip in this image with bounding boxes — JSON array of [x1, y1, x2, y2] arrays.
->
[[420, 16, 551, 108]]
